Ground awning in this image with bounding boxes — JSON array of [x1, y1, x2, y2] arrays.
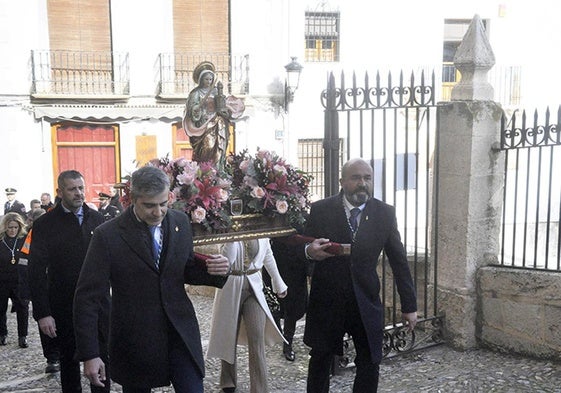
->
[[28, 103, 185, 123]]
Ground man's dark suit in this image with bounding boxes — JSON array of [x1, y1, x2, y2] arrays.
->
[[73, 207, 228, 389], [29, 203, 107, 392], [4, 200, 26, 217], [303, 192, 417, 389]]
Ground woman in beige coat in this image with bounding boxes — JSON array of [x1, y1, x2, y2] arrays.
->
[[207, 238, 288, 393]]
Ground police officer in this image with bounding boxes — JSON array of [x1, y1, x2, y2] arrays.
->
[[4, 188, 26, 217], [98, 192, 120, 221]]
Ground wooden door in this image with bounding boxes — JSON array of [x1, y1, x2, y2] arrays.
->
[[52, 123, 120, 203]]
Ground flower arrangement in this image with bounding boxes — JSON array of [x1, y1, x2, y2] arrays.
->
[[226, 148, 313, 227], [121, 149, 312, 233], [122, 155, 232, 232]]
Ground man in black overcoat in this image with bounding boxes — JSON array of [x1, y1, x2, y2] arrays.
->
[[4, 188, 26, 217], [73, 165, 230, 393], [28, 170, 108, 393], [303, 158, 417, 393]]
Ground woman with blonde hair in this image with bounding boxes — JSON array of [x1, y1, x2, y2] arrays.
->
[[0, 212, 29, 347]]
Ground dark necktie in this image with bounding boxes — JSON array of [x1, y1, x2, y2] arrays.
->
[[349, 208, 361, 232], [149, 226, 163, 270]]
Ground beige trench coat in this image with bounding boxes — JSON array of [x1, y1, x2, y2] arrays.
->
[[206, 239, 288, 364]]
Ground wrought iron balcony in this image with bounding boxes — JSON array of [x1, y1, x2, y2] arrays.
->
[[30, 50, 130, 99], [155, 52, 249, 100]]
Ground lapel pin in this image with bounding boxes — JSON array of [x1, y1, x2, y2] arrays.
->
[[175, 226, 179, 232], [365, 216, 369, 221]]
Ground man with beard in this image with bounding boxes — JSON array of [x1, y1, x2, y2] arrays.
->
[[302, 158, 417, 393], [29, 170, 108, 393]]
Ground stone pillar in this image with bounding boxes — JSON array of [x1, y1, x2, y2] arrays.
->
[[435, 15, 505, 349]]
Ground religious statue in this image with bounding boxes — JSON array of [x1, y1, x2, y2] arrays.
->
[[182, 61, 245, 170]]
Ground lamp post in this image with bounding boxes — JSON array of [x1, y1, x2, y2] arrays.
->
[[284, 56, 303, 112]]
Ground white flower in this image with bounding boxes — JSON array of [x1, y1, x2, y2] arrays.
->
[[191, 206, 206, 223], [276, 200, 289, 214], [177, 172, 195, 185], [244, 175, 258, 188], [273, 164, 287, 175], [173, 157, 188, 168], [250, 186, 265, 199], [216, 188, 229, 203]]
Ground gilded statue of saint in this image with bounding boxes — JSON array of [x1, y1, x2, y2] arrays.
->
[[182, 61, 245, 170]]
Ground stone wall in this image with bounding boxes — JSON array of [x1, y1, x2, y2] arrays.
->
[[477, 266, 561, 360]]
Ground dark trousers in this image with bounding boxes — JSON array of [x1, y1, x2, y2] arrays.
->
[[57, 317, 110, 393], [122, 326, 203, 393], [275, 314, 297, 347], [0, 286, 29, 337], [39, 322, 60, 363], [307, 299, 380, 393]]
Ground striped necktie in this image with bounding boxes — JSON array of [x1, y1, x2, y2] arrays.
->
[[149, 225, 163, 270], [349, 207, 361, 232]]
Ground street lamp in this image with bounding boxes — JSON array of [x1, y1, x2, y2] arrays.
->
[[284, 56, 303, 112]]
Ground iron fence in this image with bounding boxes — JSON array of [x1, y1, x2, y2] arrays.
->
[[497, 106, 561, 271], [321, 69, 443, 359], [30, 50, 130, 96]]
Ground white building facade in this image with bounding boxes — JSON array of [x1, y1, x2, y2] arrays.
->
[[0, 0, 559, 205]]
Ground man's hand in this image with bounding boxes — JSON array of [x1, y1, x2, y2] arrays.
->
[[84, 357, 106, 387], [205, 254, 230, 275], [306, 238, 336, 261], [402, 312, 418, 332], [38, 316, 57, 338]]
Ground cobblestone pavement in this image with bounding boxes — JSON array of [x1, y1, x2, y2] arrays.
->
[[2, 294, 561, 392]]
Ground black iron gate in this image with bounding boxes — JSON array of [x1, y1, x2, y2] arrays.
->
[[321, 70, 443, 360]]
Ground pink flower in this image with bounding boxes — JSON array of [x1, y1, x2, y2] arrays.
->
[[172, 157, 188, 168], [273, 164, 287, 175], [177, 172, 195, 185], [276, 200, 288, 214], [250, 186, 265, 199], [169, 190, 177, 204], [239, 159, 251, 173], [190, 206, 206, 223], [257, 149, 272, 160]]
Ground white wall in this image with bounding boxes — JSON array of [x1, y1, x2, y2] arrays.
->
[[1, 0, 561, 208], [0, 0, 53, 205]]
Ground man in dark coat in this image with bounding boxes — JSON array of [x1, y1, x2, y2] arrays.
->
[[270, 218, 309, 362], [4, 188, 26, 217], [108, 186, 124, 213], [40, 192, 55, 211], [303, 158, 417, 393], [28, 170, 108, 393], [97, 192, 120, 221], [73, 165, 230, 393]]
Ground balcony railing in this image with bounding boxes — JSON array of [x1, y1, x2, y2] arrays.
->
[[30, 50, 130, 97], [156, 53, 249, 99]]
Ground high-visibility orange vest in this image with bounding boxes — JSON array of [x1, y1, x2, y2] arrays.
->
[[21, 229, 32, 255]]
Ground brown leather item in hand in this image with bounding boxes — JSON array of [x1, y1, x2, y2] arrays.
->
[[276, 234, 351, 255]]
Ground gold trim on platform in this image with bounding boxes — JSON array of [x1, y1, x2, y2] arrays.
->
[[192, 213, 296, 245]]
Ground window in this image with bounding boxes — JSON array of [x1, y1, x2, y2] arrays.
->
[[298, 138, 344, 200], [442, 18, 489, 100], [305, 10, 340, 62]]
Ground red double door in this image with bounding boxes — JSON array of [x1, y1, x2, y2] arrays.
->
[[53, 123, 120, 204]]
